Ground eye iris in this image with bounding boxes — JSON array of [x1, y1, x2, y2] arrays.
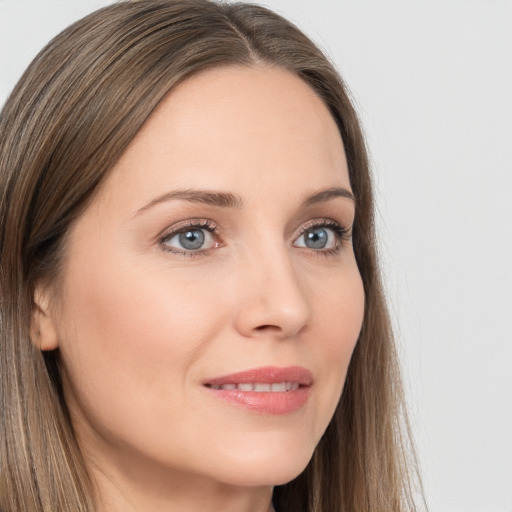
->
[[305, 227, 328, 249], [179, 229, 205, 250]]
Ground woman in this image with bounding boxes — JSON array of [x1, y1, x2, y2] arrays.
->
[[0, 1, 424, 511]]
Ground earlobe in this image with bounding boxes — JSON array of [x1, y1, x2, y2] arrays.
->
[[31, 287, 59, 351]]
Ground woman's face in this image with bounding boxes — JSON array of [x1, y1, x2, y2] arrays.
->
[[43, 66, 364, 493]]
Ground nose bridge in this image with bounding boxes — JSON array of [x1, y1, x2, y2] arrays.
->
[[234, 240, 311, 339]]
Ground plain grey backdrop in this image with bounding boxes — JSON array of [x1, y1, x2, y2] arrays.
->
[[1, 1, 511, 511]]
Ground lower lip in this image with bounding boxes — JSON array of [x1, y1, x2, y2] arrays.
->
[[204, 386, 311, 415]]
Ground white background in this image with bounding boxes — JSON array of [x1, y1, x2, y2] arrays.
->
[[1, 1, 511, 511]]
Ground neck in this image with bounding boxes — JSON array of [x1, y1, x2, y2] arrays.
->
[[90, 457, 275, 512], [74, 412, 277, 512]]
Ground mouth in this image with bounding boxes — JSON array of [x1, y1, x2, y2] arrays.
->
[[203, 366, 312, 415], [206, 382, 301, 392]]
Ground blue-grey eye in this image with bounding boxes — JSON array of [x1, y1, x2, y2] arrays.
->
[[295, 226, 337, 250], [305, 227, 328, 249], [179, 229, 204, 250], [163, 227, 215, 251]]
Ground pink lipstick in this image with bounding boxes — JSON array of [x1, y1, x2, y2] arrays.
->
[[203, 366, 313, 415]]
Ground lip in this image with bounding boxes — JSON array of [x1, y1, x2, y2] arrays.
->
[[203, 366, 313, 415]]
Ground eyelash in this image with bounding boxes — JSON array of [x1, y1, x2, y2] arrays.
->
[[158, 218, 352, 257], [159, 220, 219, 257], [296, 219, 352, 257]]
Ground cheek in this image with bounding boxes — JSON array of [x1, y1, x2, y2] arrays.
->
[[308, 264, 364, 423], [326, 273, 364, 358], [61, 251, 218, 351], [312, 258, 364, 350], [55, 254, 225, 431]]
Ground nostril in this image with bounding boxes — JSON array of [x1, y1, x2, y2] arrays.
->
[[255, 324, 279, 331]]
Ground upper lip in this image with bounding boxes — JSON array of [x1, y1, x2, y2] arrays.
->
[[204, 366, 313, 387]]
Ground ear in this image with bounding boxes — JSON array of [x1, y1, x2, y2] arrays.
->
[[31, 286, 59, 351]]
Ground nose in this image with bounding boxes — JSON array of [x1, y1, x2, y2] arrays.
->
[[233, 248, 311, 340]]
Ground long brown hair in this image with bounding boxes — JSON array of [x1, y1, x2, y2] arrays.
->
[[0, 1, 424, 510]]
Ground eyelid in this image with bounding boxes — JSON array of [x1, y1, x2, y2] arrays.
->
[[158, 219, 222, 256], [156, 217, 352, 257], [294, 218, 352, 239], [292, 218, 352, 252]]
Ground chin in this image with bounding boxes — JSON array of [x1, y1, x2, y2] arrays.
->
[[203, 438, 315, 488]]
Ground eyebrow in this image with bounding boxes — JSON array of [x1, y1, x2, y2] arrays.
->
[[135, 189, 243, 215], [302, 187, 355, 207], [135, 186, 354, 216]]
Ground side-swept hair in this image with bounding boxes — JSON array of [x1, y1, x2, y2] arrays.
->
[[0, 1, 424, 510]]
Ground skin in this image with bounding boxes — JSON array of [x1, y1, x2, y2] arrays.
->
[[35, 65, 365, 512]]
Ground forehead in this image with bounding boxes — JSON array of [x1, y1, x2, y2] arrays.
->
[[97, 65, 350, 212]]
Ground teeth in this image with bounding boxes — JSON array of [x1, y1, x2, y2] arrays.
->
[[210, 382, 300, 392], [253, 383, 271, 392]]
